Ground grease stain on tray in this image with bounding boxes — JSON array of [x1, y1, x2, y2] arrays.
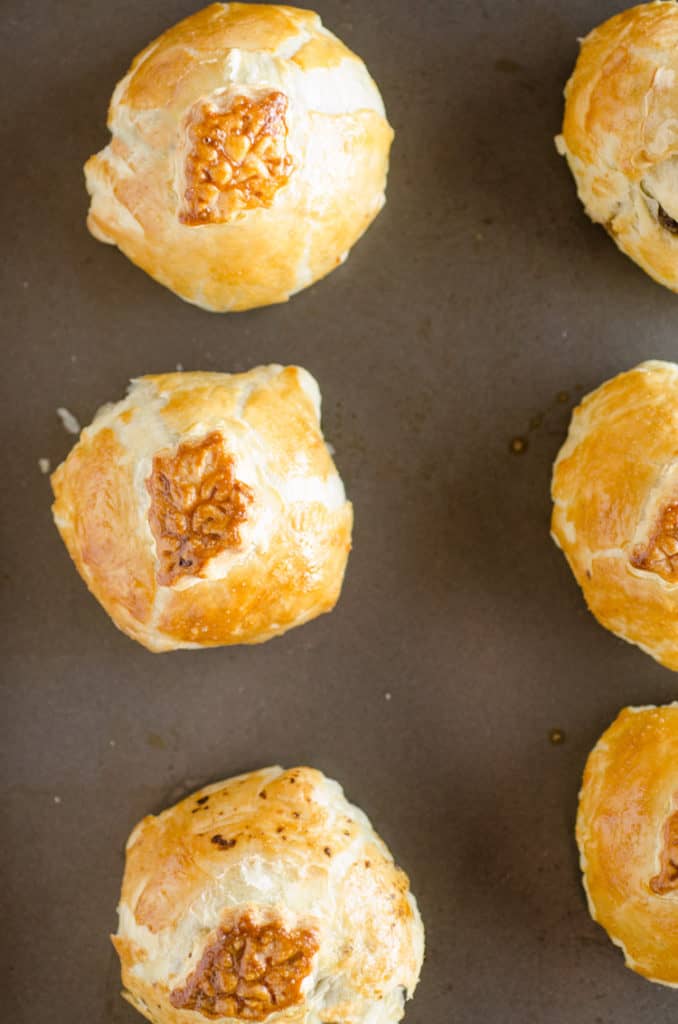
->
[[508, 386, 581, 455], [494, 58, 523, 75], [146, 732, 166, 750]]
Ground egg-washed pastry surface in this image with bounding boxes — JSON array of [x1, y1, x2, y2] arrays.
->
[[85, 3, 394, 311], [113, 766, 425, 1024], [551, 360, 678, 670], [556, 1, 678, 291], [51, 367, 352, 652], [577, 704, 678, 986]]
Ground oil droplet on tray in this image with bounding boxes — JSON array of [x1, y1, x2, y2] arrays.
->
[[509, 437, 528, 455]]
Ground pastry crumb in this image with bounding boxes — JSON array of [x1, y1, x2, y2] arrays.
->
[[57, 407, 81, 435], [38, 458, 51, 474]]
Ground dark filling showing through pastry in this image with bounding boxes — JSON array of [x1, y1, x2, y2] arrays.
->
[[639, 179, 678, 234], [630, 504, 678, 581], [169, 915, 318, 1020], [657, 204, 678, 234], [650, 811, 678, 895]]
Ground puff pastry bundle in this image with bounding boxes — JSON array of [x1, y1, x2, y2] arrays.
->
[[551, 360, 678, 670], [51, 367, 352, 652], [113, 766, 424, 1024], [557, 0, 678, 291], [577, 703, 678, 986], [85, 3, 394, 311]]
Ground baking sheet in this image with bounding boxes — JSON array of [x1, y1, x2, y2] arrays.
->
[[2, 1, 677, 1021]]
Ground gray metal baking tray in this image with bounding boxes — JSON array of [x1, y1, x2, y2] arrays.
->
[[2, 1, 677, 1021]]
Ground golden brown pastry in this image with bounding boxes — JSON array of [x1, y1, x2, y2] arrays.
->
[[113, 765, 425, 1024], [577, 703, 678, 986], [551, 359, 678, 671], [85, 3, 393, 312], [556, 1, 678, 291], [51, 367, 352, 652]]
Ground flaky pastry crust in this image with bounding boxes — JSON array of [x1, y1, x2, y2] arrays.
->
[[576, 704, 678, 986], [556, 1, 678, 291], [551, 360, 678, 670], [84, 3, 393, 311], [51, 367, 352, 652], [113, 766, 424, 1024]]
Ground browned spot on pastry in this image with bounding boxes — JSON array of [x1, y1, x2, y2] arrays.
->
[[210, 835, 236, 849], [631, 504, 678, 581], [181, 92, 294, 226], [169, 915, 318, 1020], [147, 432, 253, 585], [650, 811, 678, 895]]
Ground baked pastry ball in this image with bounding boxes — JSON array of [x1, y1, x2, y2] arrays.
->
[[556, 1, 678, 291], [551, 359, 678, 671], [84, 3, 393, 312], [113, 765, 424, 1024], [577, 703, 678, 986], [51, 367, 352, 652]]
